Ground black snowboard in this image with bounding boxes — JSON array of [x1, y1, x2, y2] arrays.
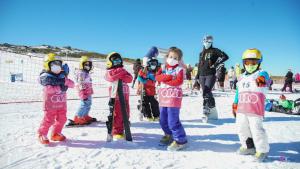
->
[[117, 79, 133, 141]]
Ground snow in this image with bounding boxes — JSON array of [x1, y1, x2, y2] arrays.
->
[[0, 50, 300, 169]]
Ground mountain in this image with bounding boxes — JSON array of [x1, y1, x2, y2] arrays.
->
[[0, 43, 136, 63]]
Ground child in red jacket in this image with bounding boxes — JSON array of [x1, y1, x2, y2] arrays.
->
[[104, 52, 133, 140], [156, 47, 187, 151]]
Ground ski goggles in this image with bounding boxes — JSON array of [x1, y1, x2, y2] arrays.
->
[[243, 59, 260, 65], [113, 58, 122, 65]]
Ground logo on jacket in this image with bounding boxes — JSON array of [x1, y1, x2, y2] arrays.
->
[[239, 92, 259, 104], [50, 94, 66, 103], [160, 88, 182, 98]]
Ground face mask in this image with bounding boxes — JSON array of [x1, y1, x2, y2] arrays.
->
[[203, 42, 212, 49], [150, 65, 156, 70], [166, 58, 178, 66], [245, 64, 258, 74], [51, 65, 62, 74], [84, 65, 91, 71]]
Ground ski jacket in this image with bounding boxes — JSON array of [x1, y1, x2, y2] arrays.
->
[[233, 70, 270, 117], [197, 47, 229, 77], [105, 67, 133, 100], [137, 69, 156, 96], [156, 64, 183, 108], [76, 70, 94, 100], [39, 71, 74, 111]]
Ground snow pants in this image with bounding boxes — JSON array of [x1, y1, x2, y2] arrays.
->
[[76, 96, 92, 117], [113, 98, 130, 135], [159, 107, 187, 144], [143, 95, 160, 118], [199, 75, 216, 108], [38, 109, 67, 136], [236, 113, 270, 153]]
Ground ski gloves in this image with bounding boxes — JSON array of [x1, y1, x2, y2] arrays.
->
[[256, 76, 266, 87], [232, 103, 238, 118]]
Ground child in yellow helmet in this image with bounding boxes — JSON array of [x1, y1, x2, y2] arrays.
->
[[38, 53, 74, 144], [71, 56, 96, 125], [232, 48, 270, 162]]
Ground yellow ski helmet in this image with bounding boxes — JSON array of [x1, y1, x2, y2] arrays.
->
[[106, 52, 123, 69], [43, 53, 62, 71], [242, 48, 263, 63], [79, 56, 92, 70]]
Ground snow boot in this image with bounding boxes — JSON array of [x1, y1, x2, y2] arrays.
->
[[237, 147, 256, 155], [159, 135, 173, 146], [254, 152, 268, 162], [167, 141, 188, 151], [51, 133, 66, 141], [113, 134, 125, 141], [38, 135, 50, 145], [84, 115, 97, 123], [74, 116, 90, 125]]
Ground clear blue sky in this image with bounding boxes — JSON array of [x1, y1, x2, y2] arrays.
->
[[1, 0, 299, 76]]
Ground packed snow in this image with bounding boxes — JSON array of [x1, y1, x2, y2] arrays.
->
[[0, 51, 299, 169]]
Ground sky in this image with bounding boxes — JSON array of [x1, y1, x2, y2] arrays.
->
[[0, 0, 299, 76]]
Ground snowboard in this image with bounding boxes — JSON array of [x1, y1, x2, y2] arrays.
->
[[137, 83, 146, 121], [65, 118, 99, 127], [117, 79, 133, 141], [202, 106, 218, 123]]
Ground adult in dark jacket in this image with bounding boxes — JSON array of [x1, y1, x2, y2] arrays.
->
[[281, 69, 294, 92], [132, 58, 142, 88], [196, 35, 229, 120]]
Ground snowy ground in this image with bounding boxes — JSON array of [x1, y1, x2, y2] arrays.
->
[[0, 51, 300, 169], [0, 86, 300, 169]]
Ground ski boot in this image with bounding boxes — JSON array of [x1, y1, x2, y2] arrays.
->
[[113, 134, 125, 141], [237, 138, 256, 155], [38, 135, 50, 145], [237, 147, 256, 155], [84, 115, 97, 123], [159, 135, 173, 146], [51, 133, 66, 141], [254, 152, 268, 162], [167, 141, 188, 151], [74, 116, 90, 125]]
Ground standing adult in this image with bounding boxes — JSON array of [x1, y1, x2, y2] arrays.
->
[[132, 58, 143, 88], [186, 64, 193, 90], [228, 66, 236, 90], [196, 35, 229, 120], [281, 69, 294, 92]]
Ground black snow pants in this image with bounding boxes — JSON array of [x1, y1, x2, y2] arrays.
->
[[199, 75, 216, 108]]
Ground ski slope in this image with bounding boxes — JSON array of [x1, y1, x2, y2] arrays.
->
[[0, 51, 300, 169]]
